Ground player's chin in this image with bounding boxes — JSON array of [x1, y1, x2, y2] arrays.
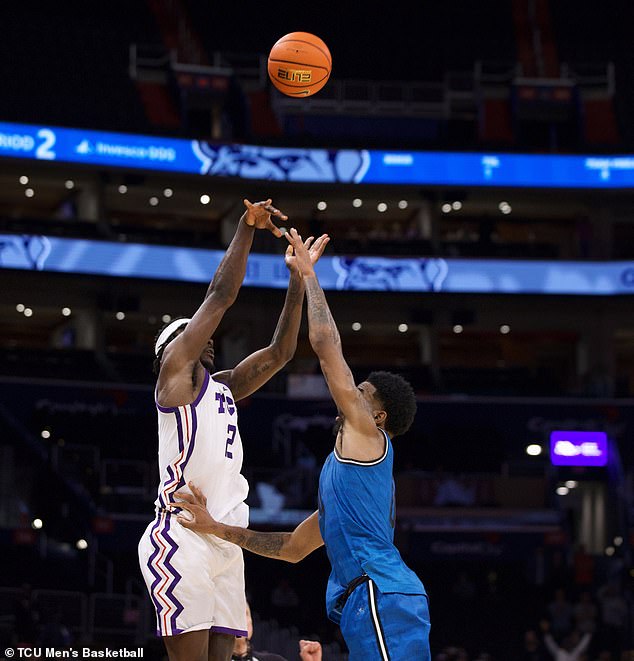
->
[[200, 356, 215, 372]]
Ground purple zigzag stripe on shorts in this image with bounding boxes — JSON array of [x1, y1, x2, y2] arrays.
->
[[175, 405, 198, 492], [146, 516, 166, 630], [161, 512, 184, 633]]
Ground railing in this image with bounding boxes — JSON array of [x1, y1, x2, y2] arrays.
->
[[475, 59, 614, 97], [129, 43, 266, 88], [89, 593, 145, 645]]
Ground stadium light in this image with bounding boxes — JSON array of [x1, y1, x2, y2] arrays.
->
[[526, 444, 542, 456]]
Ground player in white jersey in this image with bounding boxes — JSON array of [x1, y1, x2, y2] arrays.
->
[[138, 198, 329, 661]]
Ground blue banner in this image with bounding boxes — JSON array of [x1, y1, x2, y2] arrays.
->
[[2, 233, 634, 295], [0, 121, 633, 188]]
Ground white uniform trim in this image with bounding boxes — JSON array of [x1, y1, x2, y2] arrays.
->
[[368, 579, 390, 661], [333, 428, 390, 466]]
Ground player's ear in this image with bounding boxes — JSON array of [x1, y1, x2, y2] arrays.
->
[[373, 410, 387, 426]]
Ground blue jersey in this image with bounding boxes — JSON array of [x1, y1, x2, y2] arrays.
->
[[318, 428, 426, 624]]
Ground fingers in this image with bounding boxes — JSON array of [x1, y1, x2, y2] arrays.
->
[[188, 481, 207, 505], [176, 514, 194, 529], [284, 227, 301, 246], [173, 491, 196, 504], [285, 244, 294, 258], [312, 234, 330, 252], [249, 199, 288, 219], [310, 234, 330, 261], [303, 236, 315, 250], [267, 204, 288, 220], [267, 218, 284, 238]]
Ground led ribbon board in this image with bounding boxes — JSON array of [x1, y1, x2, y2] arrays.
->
[[3, 234, 634, 295], [550, 431, 608, 467], [0, 121, 633, 187]]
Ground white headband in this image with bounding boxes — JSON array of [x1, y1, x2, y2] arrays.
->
[[154, 318, 191, 356]]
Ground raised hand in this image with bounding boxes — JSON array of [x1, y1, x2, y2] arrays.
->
[[285, 233, 330, 275], [285, 228, 319, 277], [242, 198, 287, 237]]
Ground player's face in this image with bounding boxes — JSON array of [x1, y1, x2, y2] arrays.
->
[[333, 381, 380, 435], [199, 338, 215, 372]]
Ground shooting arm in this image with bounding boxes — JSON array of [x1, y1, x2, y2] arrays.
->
[[213, 272, 305, 400], [161, 200, 285, 373], [169, 217, 255, 363]]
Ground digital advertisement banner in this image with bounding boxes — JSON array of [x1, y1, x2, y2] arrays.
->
[[0, 121, 633, 188], [2, 233, 634, 295]]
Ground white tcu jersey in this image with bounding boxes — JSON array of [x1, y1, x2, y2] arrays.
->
[[154, 370, 249, 526]]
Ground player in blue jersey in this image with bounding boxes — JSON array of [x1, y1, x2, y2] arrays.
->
[[174, 228, 431, 661]]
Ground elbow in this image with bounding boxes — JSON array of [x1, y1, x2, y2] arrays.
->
[[283, 542, 304, 564], [308, 331, 329, 353], [206, 288, 236, 309], [270, 341, 296, 366], [287, 550, 303, 564]]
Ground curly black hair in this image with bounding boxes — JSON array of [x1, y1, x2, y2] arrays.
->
[[152, 316, 190, 376], [366, 371, 417, 437]]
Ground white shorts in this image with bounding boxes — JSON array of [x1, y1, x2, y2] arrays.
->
[[138, 509, 247, 637]]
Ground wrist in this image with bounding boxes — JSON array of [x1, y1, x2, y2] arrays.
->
[[241, 212, 256, 228], [289, 270, 304, 284]]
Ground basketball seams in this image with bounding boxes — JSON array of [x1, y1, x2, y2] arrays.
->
[[268, 58, 330, 73], [274, 38, 332, 66]]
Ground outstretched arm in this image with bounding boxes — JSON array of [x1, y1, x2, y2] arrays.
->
[[159, 199, 286, 382], [285, 229, 382, 458], [174, 483, 323, 563], [214, 235, 329, 401]]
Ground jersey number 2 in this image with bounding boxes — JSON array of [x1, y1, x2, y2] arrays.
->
[[225, 424, 237, 458]]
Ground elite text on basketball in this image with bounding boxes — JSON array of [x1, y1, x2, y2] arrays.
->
[[277, 68, 312, 83]]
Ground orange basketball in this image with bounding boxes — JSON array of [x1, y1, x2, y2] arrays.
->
[[267, 32, 332, 97]]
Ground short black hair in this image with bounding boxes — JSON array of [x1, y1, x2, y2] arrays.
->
[[152, 316, 189, 376], [366, 371, 417, 437]]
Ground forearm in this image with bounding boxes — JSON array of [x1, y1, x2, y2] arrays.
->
[[205, 215, 255, 301], [304, 274, 341, 352], [209, 522, 297, 562], [269, 273, 305, 361]]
